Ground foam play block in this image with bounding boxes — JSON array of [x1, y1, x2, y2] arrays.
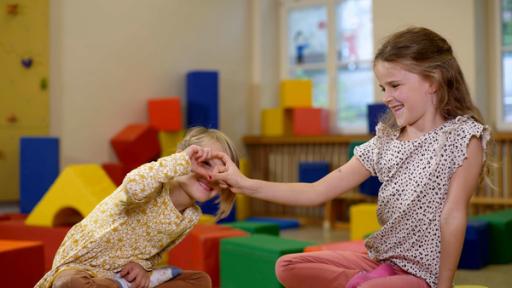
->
[[0, 239, 45, 288], [236, 158, 250, 220], [304, 240, 367, 253], [292, 108, 329, 136], [111, 124, 161, 170], [261, 108, 286, 136], [224, 221, 280, 236], [101, 163, 128, 187], [350, 203, 380, 241], [246, 217, 300, 230], [148, 97, 182, 131], [158, 131, 185, 157], [26, 164, 116, 227], [19, 137, 60, 214], [280, 79, 312, 108], [220, 234, 313, 288], [458, 220, 490, 269], [186, 71, 219, 129], [0, 218, 70, 271], [472, 209, 512, 264], [198, 195, 237, 224], [299, 161, 330, 183], [168, 224, 248, 288], [367, 103, 388, 135], [199, 214, 217, 224]]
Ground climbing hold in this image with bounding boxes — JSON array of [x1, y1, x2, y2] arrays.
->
[[21, 57, 33, 69], [40, 78, 48, 90], [6, 4, 18, 15]]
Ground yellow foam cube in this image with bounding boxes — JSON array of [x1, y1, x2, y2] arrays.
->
[[349, 203, 380, 240], [280, 79, 313, 108], [26, 164, 116, 227], [158, 130, 185, 157], [261, 108, 285, 136], [236, 158, 250, 220], [199, 214, 217, 224]]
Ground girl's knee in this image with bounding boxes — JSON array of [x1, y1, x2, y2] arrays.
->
[[183, 271, 212, 288], [275, 254, 299, 284]]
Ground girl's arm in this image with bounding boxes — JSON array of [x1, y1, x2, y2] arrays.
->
[[123, 145, 212, 204], [213, 155, 371, 206], [438, 137, 484, 288]]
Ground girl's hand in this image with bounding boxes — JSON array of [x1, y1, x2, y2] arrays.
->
[[119, 261, 150, 288], [183, 145, 213, 178], [210, 152, 248, 194]]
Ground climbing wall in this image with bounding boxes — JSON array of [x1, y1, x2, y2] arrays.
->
[[0, 0, 49, 201]]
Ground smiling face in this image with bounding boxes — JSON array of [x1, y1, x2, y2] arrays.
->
[[174, 139, 227, 203], [374, 61, 441, 129]]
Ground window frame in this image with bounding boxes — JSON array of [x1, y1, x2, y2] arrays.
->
[[496, 0, 512, 130], [280, 0, 374, 134]]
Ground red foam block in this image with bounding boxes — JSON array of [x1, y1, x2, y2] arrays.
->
[[0, 239, 45, 288], [168, 224, 248, 288], [102, 162, 129, 186], [292, 108, 329, 136], [110, 124, 161, 170], [0, 218, 70, 272], [148, 97, 182, 131]]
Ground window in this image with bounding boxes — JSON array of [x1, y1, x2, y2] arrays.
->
[[502, 0, 512, 123], [282, 0, 373, 133]]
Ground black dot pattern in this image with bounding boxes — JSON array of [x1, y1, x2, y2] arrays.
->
[[354, 115, 490, 288]]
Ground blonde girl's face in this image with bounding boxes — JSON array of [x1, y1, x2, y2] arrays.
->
[[175, 139, 227, 203], [374, 61, 438, 128]]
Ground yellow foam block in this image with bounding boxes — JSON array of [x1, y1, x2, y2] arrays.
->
[[349, 203, 380, 241], [280, 79, 312, 108], [199, 214, 217, 224], [159, 130, 185, 157], [26, 164, 116, 227], [261, 108, 285, 136], [236, 158, 250, 220]]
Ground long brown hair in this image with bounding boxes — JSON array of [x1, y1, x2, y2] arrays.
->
[[374, 27, 493, 187], [177, 127, 240, 220]]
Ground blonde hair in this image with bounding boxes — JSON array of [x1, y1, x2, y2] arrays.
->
[[374, 26, 493, 187], [177, 127, 239, 220]]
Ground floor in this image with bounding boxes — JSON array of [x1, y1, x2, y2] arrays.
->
[[1, 202, 509, 287], [281, 226, 511, 288]]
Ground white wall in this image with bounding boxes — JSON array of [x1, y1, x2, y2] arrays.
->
[[50, 0, 251, 167], [373, 0, 489, 119]]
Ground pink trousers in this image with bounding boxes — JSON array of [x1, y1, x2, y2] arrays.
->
[[275, 251, 430, 288]]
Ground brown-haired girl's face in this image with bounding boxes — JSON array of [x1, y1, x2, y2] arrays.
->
[[175, 139, 227, 203], [375, 61, 439, 128]]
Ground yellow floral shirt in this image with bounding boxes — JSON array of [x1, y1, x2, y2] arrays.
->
[[36, 152, 201, 288]]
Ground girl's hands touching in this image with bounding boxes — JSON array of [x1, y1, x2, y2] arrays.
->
[[183, 145, 214, 178], [119, 261, 150, 288]]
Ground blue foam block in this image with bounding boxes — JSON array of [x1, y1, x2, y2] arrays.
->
[[186, 71, 219, 129], [458, 219, 490, 269], [246, 217, 300, 230], [299, 161, 330, 183], [367, 103, 388, 135], [359, 176, 381, 196], [19, 137, 60, 214], [198, 195, 236, 223]]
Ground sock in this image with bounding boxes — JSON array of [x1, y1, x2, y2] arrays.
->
[[346, 263, 397, 288], [115, 266, 182, 288]]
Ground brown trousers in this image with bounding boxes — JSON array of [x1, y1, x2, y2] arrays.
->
[[52, 269, 212, 288]]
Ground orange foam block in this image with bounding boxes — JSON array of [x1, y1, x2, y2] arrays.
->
[[0, 218, 70, 272], [304, 240, 367, 253], [168, 224, 248, 288], [292, 108, 329, 136], [102, 163, 129, 186], [0, 239, 45, 288], [148, 97, 182, 131], [111, 124, 161, 170]]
